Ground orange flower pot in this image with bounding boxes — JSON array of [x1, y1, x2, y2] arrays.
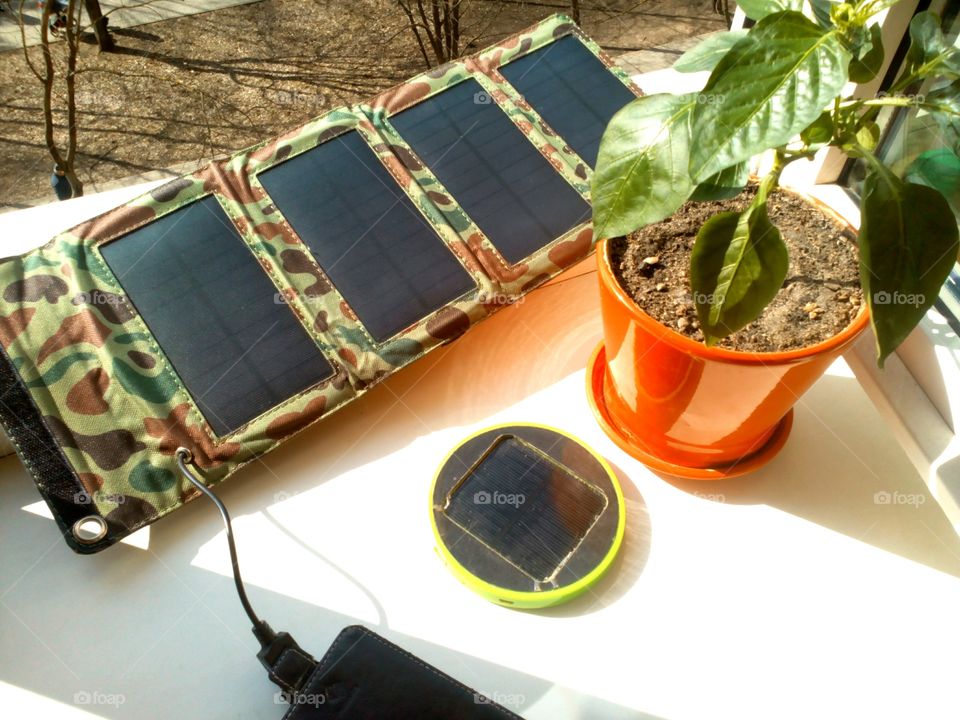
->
[[587, 209, 869, 479]]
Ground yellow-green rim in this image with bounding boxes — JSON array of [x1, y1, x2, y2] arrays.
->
[[429, 422, 626, 609]]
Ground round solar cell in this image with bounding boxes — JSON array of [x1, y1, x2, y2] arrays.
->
[[430, 423, 625, 608]]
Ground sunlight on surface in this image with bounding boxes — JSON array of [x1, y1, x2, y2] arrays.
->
[[824, 357, 857, 378], [0, 682, 104, 719]]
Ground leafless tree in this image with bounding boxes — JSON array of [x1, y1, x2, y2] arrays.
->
[[396, 0, 463, 67], [84, 0, 114, 52], [19, 0, 85, 196], [395, 0, 516, 68]]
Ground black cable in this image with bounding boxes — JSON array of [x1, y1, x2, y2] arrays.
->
[[174, 447, 317, 691], [175, 447, 276, 646]]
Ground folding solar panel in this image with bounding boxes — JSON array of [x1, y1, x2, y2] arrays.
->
[[0, 14, 639, 552]]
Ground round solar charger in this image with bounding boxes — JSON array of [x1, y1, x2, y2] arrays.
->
[[430, 423, 625, 609]]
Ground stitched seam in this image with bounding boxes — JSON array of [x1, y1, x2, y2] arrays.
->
[[270, 647, 314, 693]]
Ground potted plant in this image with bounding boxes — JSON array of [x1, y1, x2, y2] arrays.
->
[[587, 1, 960, 478]]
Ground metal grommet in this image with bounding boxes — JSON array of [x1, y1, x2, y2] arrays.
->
[[176, 446, 193, 463], [72, 515, 108, 545]]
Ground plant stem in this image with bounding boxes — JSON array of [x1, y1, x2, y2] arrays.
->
[[756, 150, 787, 204]]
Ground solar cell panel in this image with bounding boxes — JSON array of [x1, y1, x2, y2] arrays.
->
[[499, 35, 636, 167], [390, 78, 591, 265], [258, 130, 477, 343], [443, 434, 607, 582], [101, 196, 334, 435]]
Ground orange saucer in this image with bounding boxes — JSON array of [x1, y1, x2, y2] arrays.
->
[[586, 343, 793, 480]]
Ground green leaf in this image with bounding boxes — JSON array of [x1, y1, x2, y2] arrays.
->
[[904, 148, 960, 216], [690, 200, 789, 344], [923, 80, 960, 151], [906, 11, 945, 73], [689, 11, 851, 182], [849, 23, 884, 83], [855, 121, 880, 151], [859, 164, 960, 366], [689, 162, 749, 201], [800, 110, 834, 148], [736, 0, 802, 21], [808, 0, 836, 29], [674, 30, 748, 73], [905, 11, 960, 78], [591, 93, 697, 239]]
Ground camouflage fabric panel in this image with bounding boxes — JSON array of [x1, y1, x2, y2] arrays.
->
[[0, 13, 632, 551]]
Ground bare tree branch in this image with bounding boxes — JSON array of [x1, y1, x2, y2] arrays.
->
[[18, 1, 43, 81]]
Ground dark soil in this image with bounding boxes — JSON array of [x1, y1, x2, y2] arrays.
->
[[609, 186, 863, 353]]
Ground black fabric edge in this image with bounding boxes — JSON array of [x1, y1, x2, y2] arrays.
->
[[0, 342, 113, 554]]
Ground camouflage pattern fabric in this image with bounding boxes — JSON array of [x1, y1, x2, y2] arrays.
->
[[0, 13, 639, 552]]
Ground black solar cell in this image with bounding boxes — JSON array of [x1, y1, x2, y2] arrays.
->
[[500, 35, 635, 168], [390, 78, 591, 265], [444, 435, 607, 582], [101, 196, 334, 435], [258, 130, 476, 343]]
